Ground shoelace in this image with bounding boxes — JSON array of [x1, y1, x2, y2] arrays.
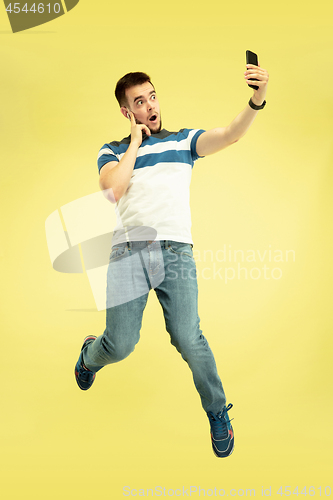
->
[[79, 365, 94, 382], [208, 403, 234, 439]]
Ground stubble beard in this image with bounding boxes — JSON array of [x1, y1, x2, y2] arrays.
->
[[136, 115, 162, 134]]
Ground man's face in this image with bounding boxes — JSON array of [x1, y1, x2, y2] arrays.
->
[[123, 82, 162, 133]]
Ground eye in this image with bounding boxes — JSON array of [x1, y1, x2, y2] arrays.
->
[[137, 100, 143, 106], [151, 94, 156, 100]]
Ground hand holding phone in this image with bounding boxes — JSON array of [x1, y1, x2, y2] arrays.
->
[[246, 50, 259, 90]]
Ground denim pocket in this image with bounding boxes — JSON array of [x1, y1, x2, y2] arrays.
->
[[167, 242, 194, 259], [109, 244, 128, 262]]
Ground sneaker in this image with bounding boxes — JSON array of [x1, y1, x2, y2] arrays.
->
[[74, 336, 97, 390], [207, 403, 234, 457]]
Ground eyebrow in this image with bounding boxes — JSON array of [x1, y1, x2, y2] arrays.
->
[[133, 90, 156, 103]]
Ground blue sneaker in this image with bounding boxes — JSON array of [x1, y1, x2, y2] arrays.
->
[[75, 336, 97, 390], [207, 403, 234, 457]]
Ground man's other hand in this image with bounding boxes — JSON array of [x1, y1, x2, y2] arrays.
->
[[128, 110, 151, 147]]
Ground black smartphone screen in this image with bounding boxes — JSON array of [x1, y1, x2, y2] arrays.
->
[[246, 50, 259, 90]]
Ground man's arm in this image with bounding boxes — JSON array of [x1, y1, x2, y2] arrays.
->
[[196, 63, 269, 157], [99, 111, 150, 202]]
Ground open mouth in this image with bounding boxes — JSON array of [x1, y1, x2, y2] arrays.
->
[[149, 114, 157, 122]]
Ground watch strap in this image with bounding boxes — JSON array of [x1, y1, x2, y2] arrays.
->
[[248, 98, 266, 110]]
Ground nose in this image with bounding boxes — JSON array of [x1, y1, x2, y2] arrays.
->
[[147, 99, 155, 111]]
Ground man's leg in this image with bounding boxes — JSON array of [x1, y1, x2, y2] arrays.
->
[[154, 241, 226, 414], [154, 241, 234, 457], [77, 242, 150, 375], [83, 292, 149, 372]]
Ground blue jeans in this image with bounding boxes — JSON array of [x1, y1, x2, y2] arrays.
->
[[83, 240, 226, 414]]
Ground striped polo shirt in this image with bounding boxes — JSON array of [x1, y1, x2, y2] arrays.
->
[[97, 128, 205, 246]]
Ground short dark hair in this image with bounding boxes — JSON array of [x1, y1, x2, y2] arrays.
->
[[115, 72, 153, 107]]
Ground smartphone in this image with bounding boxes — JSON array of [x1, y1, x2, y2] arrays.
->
[[246, 50, 259, 90]]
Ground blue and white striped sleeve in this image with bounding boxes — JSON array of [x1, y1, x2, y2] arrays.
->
[[189, 129, 206, 162], [97, 144, 119, 174]]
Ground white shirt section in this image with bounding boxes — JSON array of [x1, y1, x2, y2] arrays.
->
[[112, 162, 193, 246]]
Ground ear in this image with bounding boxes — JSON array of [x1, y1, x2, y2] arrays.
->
[[120, 106, 130, 119]]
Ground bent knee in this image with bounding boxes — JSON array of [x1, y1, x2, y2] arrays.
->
[[101, 335, 138, 362], [170, 332, 209, 354], [112, 343, 136, 362]]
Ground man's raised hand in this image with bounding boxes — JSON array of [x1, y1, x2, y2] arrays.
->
[[244, 63, 269, 105]]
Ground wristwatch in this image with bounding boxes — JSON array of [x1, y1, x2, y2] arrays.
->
[[248, 98, 266, 110]]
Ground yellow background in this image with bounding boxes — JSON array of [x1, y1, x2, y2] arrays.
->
[[1, 0, 332, 498]]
